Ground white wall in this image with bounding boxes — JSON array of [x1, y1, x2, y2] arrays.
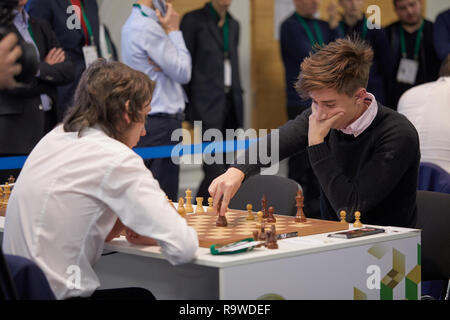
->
[[97, 0, 252, 130], [426, 0, 449, 21]]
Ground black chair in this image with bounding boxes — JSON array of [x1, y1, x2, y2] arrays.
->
[[0, 247, 18, 300], [415, 190, 450, 299], [0, 248, 55, 300], [229, 174, 301, 216], [418, 162, 450, 193]]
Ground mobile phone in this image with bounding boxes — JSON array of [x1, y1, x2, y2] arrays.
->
[[152, 0, 167, 16]]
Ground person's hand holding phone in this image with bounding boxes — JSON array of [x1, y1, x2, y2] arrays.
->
[[156, 2, 180, 33]]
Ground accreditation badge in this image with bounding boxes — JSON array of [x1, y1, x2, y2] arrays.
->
[[224, 58, 232, 87], [397, 58, 419, 85], [82, 45, 99, 68]]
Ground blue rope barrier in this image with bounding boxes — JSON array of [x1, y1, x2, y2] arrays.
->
[[0, 139, 258, 170]]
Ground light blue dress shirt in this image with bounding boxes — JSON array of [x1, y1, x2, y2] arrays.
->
[[13, 9, 52, 111], [121, 4, 191, 115]]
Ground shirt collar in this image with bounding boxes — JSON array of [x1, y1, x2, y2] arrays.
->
[[134, 3, 157, 21], [13, 9, 30, 28], [340, 93, 378, 137]]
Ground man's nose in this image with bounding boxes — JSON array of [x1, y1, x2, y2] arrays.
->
[[316, 106, 327, 120]]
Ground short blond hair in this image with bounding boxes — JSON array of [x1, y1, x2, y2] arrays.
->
[[295, 37, 373, 99]]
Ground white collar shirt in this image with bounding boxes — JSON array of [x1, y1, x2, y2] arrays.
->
[[2, 125, 198, 299]]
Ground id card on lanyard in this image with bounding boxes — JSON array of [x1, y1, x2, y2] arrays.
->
[[209, 3, 232, 87], [71, 0, 98, 68], [396, 21, 424, 85]]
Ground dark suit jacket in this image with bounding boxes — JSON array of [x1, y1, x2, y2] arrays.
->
[[27, 0, 100, 121], [180, 4, 243, 130], [0, 15, 75, 155]]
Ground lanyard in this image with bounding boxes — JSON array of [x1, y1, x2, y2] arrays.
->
[[294, 13, 323, 47], [400, 20, 424, 60], [208, 2, 229, 54], [70, 0, 94, 46], [28, 25, 36, 45], [133, 3, 149, 17], [339, 17, 368, 39]]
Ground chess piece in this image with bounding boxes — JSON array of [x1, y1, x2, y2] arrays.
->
[[207, 197, 215, 213], [177, 198, 186, 217], [340, 210, 347, 224], [261, 195, 268, 218], [295, 190, 307, 222], [353, 211, 363, 228], [267, 206, 276, 223], [216, 214, 228, 227], [185, 189, 193, 213], [0, 186, 4, 210], [266, 224, 278, 249], [246, 204, 254, 220], [259, 220, 266, 241], [195, 197, 204, 213], [256, 211, 263, 228]]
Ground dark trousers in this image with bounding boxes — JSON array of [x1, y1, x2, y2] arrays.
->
[[286, 105, 321, 219], [67, 287, 156, 300], [196, 93, 239, 199], [136, 115, 182, 201]]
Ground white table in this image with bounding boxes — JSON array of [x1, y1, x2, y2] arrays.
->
[[0, 216, 422, 300]]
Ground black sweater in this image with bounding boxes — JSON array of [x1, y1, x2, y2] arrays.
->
[[232, 103, 420, 227]]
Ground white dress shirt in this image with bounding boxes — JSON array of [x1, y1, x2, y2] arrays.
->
[[2, 125, 198, 299], [121, 4, 191, 115], [398, 77, 450, 174]]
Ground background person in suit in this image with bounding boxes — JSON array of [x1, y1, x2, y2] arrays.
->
[[181, 0, 244, 199], [0, 34, 22, 90], [27, 0, 101, 122], [0, 0, 74, 182], [385, 0, 440, 109], [329, 0, 392, 106]]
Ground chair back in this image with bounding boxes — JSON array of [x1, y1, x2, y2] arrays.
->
[[418, 162, 450, 194], [415, 190, 450, 281], [229, 174, 301, 216]]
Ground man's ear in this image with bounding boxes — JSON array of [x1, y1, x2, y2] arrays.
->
[[355, 88, 367, 102], [123, 100, 131, 125]]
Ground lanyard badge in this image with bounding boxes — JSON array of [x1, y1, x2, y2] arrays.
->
[[397, 21, 424, 85]]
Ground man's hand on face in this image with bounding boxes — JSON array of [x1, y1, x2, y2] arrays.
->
[[0, 33, 22, 89], [308, 104, 345, 146]]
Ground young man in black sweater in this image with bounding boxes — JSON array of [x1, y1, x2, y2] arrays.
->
[[209, 38, 420, 228]]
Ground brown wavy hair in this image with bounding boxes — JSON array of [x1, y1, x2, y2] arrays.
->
[[295, 37, 373, 99], [63, 59, 155, 141]]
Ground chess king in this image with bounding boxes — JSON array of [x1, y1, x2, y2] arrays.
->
[[209, 38, 420, 228]]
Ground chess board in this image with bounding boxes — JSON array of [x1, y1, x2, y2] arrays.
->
[[0, 183, 12, 217], [186, 209, 349, 248]]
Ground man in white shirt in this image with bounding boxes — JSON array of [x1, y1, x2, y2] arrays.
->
[[121, 1, 191, 201], [2, 59, 199, 300], [398, 54, 450, 174]]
